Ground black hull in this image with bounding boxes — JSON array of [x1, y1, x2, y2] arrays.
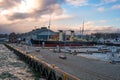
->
[[30, 39, 95, 47]]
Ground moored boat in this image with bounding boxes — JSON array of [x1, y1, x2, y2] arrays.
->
[[30, 39, 95, 47]]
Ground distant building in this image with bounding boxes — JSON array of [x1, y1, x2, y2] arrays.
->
[[27, 27, 58, 40], [91, 33, 120, 39]]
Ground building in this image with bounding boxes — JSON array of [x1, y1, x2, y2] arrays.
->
[[28, 27, 58, 40]]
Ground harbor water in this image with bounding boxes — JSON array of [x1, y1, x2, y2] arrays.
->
[[0, 44, 39, 80]]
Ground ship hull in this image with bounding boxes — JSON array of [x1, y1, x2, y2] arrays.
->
[[30, 39, 95, 47]]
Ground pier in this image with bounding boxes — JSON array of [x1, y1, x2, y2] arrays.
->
[[4, 44, 120, 80], [5, 44, 79, 80]]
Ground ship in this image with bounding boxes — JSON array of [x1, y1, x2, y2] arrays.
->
[[30, 29, 95, 47], [30, 39, 95, 47], [29, 18, 95, 47]]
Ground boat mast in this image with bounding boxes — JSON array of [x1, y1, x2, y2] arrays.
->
[[47, 14, 51, 40], [48, 14, 51, 29], [82, 20, 84, 35], [80, 26, 81, 35]]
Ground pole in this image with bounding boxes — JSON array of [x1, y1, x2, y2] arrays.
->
[[47, 14, 51, 40], [82, 20, 84, 35]]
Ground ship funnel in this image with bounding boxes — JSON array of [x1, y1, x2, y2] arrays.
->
[[59, 30, 63, 41], [70, 30, 74, 41]]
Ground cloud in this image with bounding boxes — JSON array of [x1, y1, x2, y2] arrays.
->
[[3, 0, 68, 22], [65, 0, 88, 6], [101, 0, 117, 3], [97, 7, 105, 12], [83, 21, 119, 34], [0, 23, 25, 34], [41, 14, 73, 22], [111, 4, 120, 9], [0, 0, 71, 23], [0, 13, 73, 34], [0, 0, 74, 33], [0, 0, 119, 34], [0, 20, 118, 34], [91, 0, 117, 7], [51, 21, 119, 34], [0, 0, 21, 9], [0, 21, 38, 33], [99, 20, 107, 23], [7, 13, 30, 20]]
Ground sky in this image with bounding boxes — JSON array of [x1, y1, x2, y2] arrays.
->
[[0, 0, 120, 34]]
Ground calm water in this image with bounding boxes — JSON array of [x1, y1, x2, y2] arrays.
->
[[0, 44, 38, 80]]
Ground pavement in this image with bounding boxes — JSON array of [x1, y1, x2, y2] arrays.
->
[[11, 44, 120, 80]]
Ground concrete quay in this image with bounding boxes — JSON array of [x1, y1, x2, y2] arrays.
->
[[5, 44, 79, 80], [7, 44, 120, 80]]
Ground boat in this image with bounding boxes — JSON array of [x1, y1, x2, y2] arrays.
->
[[104, 39, 120, 46], [30, 24, 95, 47], [30, 39, 95, 47], [29, 18, 95, 47]]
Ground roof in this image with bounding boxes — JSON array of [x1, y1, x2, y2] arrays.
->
[[29, 27, 57, 35]]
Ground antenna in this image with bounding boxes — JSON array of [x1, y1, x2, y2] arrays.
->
[[82, 20, 84, 35]]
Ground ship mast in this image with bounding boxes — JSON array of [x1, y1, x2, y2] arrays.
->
[[80, 26, 81, 35], [47, 14, 51, 40], [48, 14, 51, 29], [82, 20, 84, 35]]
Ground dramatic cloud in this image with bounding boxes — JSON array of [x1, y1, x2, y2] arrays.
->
[[0, 0, 70, 22], [0, 0, 73, 33], [6, 0, 65, 21], [0, 0, 119, 34], [0, 0, 21, 9]]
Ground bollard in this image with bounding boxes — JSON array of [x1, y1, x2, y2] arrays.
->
[[63, 74, 67, 80], [52, 64, 55, 68]]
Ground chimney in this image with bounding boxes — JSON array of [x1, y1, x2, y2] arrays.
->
[[70, 30, 74, 41], [59, 30, 63, 41]]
